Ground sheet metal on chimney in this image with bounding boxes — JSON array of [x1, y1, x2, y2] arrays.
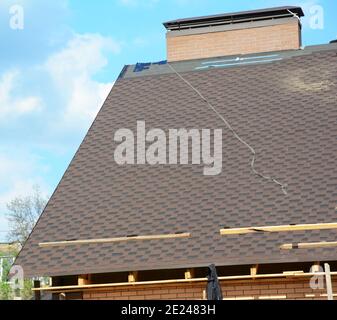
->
[[163, 6, 304, 30]]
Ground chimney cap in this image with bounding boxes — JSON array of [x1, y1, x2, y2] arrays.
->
[[163, 6, 304, 31]]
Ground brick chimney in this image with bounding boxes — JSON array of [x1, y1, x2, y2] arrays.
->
[[164, 6, 304, 62]]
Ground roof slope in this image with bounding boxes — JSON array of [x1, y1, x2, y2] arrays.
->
[[16, 45, 337, 277]]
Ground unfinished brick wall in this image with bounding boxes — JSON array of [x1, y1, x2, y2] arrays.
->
[[83, 282, 204, 300], [167, 21, 301, 62], [82, 277, 337, 300], [221, 277, 337, 300]]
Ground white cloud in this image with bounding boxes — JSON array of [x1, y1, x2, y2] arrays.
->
[[0, 180, 41, 212], [0, 70, 42, 120], [0, 153, 49, 202], [45, 33, 120, 128], [0, 31, 121, 238]]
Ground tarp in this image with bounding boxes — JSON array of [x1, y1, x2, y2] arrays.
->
[[206, 264, 223, 300]]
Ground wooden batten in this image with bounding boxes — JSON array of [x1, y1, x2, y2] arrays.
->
[[220, 222, 337, 236], [283, 271, 304, 278], [39, 233, 191, 248], [280, 241, 337, 250]]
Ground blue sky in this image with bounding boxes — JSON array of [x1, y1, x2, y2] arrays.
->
[[0, 0, 336, 241]]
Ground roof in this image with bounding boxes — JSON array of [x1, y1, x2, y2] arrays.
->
[[163, 6, 304, 30], [16, 43, 337, 277]]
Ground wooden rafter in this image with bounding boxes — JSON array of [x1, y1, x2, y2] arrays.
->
[[220, 222, 337, 236], [128, 272, 138, 283], [78, 274, 91, 286], [250, 265, 258, 279], [185, 269, 195, 280], [39, 233, 191, 248]]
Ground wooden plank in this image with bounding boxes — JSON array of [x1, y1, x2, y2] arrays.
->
[[78, 275, 90, 286], [185, 269, 194, 280], [128, 272, 138, 283], [283, 271, 304, 276], [280, 241, 337, 250], [220, 222, 337, 235], [223, 296, 255, 300], [250, 265, 258, 279], [258, 295, 287, 300], [32, 271, 337, 293], [39, 233, 191, 248], [33, 277, 208, 292], [324, 263, 334, 301]]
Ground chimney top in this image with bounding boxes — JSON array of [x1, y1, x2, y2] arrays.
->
[[164, 6, 304, 62], [163, 6, 304, 31]]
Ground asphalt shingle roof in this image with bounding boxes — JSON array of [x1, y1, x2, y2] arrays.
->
[[16, 44, 337, 277]]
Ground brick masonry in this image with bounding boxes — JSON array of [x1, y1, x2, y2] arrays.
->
[[167, 21, 301, 62], [82, 277, 337, 300]]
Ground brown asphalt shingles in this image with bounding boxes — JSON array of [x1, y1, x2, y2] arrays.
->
[[16, 47, 337, 277]]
